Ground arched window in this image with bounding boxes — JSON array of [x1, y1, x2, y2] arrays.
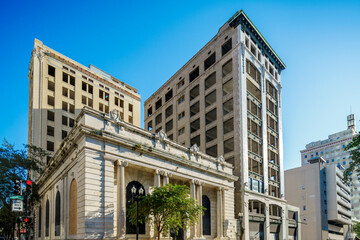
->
[[126, 181, 145, 234], [202, 195, 211, 235], [46, 199, 50, 237], [38, 205, 41, 237], [55, 191, 61, 236], [69, 179, 77, 235]]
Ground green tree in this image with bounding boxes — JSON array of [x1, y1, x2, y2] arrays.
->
[[127, 184, 204, 240], [0, 139, 47, 238], [343, 133, 360, 183], [354, 221, 360, 238]]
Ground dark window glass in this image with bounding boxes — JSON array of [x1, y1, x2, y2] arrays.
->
[[189, 67, 199, 82], [47, 126, 54, 137], [202, 195, 211, 235], [205, 72, 216, 90], [190, 118, 200, 134], [47, 141, 54, 152], [38, 206, 42, 237], [222, 38, 232, 56], [165, 89, 173, 102], [126, 181, 145, 234], [155, 99, 162, 110], [55, 191, 61, 236], [204, 53, 216, 70], [48, 65, 55, 77], [47, 110, 55, 121], [46, 199, 50, 237]]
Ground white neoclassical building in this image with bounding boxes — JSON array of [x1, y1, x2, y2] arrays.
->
[[34, 107, 238, 240]]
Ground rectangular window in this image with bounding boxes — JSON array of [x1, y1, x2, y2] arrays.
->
[[129, 116, 133, 124], [222, 38, 232, 56], [177, 79, 184, 89], [99, 103, 103, 112], [165, 89, 173, 102], [129, 104, 133, 112], [82, 82, 87, 91], [190, 135, 200, 147], [147, 121, 153, 131], [69, 75, 75, 86], [165, 105, 173, 119], [63, 72, 68, 83], [246, 60, 261, 84], [47, 110, 55, 121], [205, 90, 216, 107], [48, 81, 55, 91], [205, 108, 217, 125], [120, 99, 124, 108], [190, 85, 199, 101], [190, 101, 200, 117], [178, 111, 185, 120], [223, 79, 233, 96], [62, 130, 67, 140], [204, 72, 216, 90], [99, 90, 104, 99], [222, 59, 232, 78], [178, 127, 185, 135], [48, 65, 55, 77], [62, 87, 68, 97], [165, 119, 173, 132], [206, 127, 217, 143], [69, 118, 74, 127], [147, 107, 152, 117], [82, 96, 87, 105], [155, 113, 162, 125], [155, 99, 162, 110], [88, 99, 93, 107], [190, 118, 200, 133], [62, 101, 68, 111], [48, 96, 54, 106], [88, 85, 93, 94], [223, 118, 233, 134], [62, 116, 68, 126], [178, 96, 185, 104], [69, 104, 75, 114], [206, 145, 217, 157], [69, 90, 75, 100], [47, 126, 54, 137], [189, 67, 199, 82], [224, 138, 234, 154], [223, 98, 233, 115], [204, 53, 216, 70], [47, 141, 54, 152]]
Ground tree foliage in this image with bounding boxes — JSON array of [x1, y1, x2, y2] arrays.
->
[[343, 133, 360, 183], [0, 139, 47, 238], [354, 221, 360, 238], [127, 184, 204, 240]]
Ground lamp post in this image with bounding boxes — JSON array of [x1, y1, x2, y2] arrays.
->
[[131, 185, 144, 240]]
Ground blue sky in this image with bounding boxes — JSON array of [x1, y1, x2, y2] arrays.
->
[[0, 0, 359, 170]]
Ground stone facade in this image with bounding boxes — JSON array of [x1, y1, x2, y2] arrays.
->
[[28, 39, 141, 170], [34, 108, 238, 240], [144, 10, 300, 240]]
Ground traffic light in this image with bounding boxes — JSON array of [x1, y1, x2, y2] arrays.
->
[[13, 180, 22, 195], [24, 217, 32, 224], [25, 179, 32, 197]]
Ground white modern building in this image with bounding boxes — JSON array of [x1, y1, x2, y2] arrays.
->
[[300, 114, 359, 220], [285, 157, 352, 240]]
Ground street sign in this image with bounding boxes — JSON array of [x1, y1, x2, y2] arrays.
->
[[10, 195, 24, 200], [11, 199, 23, 212]]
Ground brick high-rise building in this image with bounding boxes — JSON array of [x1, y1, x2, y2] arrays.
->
[[28, 39, 141, 170], [144, 10, 298, 240]]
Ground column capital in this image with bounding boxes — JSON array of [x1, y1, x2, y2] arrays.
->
[[116, 160, 128, 167], [166, 172, 173, 178]]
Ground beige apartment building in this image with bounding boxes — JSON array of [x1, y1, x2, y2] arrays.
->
[[145, 10, 300, 240], [28, 39, 141, 169], [285, 157, 353, 240]]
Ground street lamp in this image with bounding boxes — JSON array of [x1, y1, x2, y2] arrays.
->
[[131, 185, 144, 240]]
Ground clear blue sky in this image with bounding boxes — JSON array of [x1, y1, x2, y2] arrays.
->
[[1, 0, 359, 170]]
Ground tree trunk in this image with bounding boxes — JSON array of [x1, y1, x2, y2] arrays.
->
[[158, 230, 161, 240]]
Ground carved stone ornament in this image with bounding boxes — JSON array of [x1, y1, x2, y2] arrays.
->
[[110, 109, 120, 122], [190, 144, 199, 154], [217, 155, 225, 169], [157, 129, 167, 141]]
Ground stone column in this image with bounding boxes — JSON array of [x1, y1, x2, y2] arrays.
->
[[190, 180, 196, 238], [155, 169, 161, 187], [116, 160, 128, 239], [197, 182, 203, 238], [264, 203, 270, 240], [217, 187, 223, 239]]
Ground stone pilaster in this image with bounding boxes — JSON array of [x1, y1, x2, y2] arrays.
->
[[116, 160, 128, 239]]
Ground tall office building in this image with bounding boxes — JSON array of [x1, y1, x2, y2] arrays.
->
[[300, 114, 359, 220], [285, 157, 352, 240], [28, 39, 141, 168], [145, 10, 298, 240]]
